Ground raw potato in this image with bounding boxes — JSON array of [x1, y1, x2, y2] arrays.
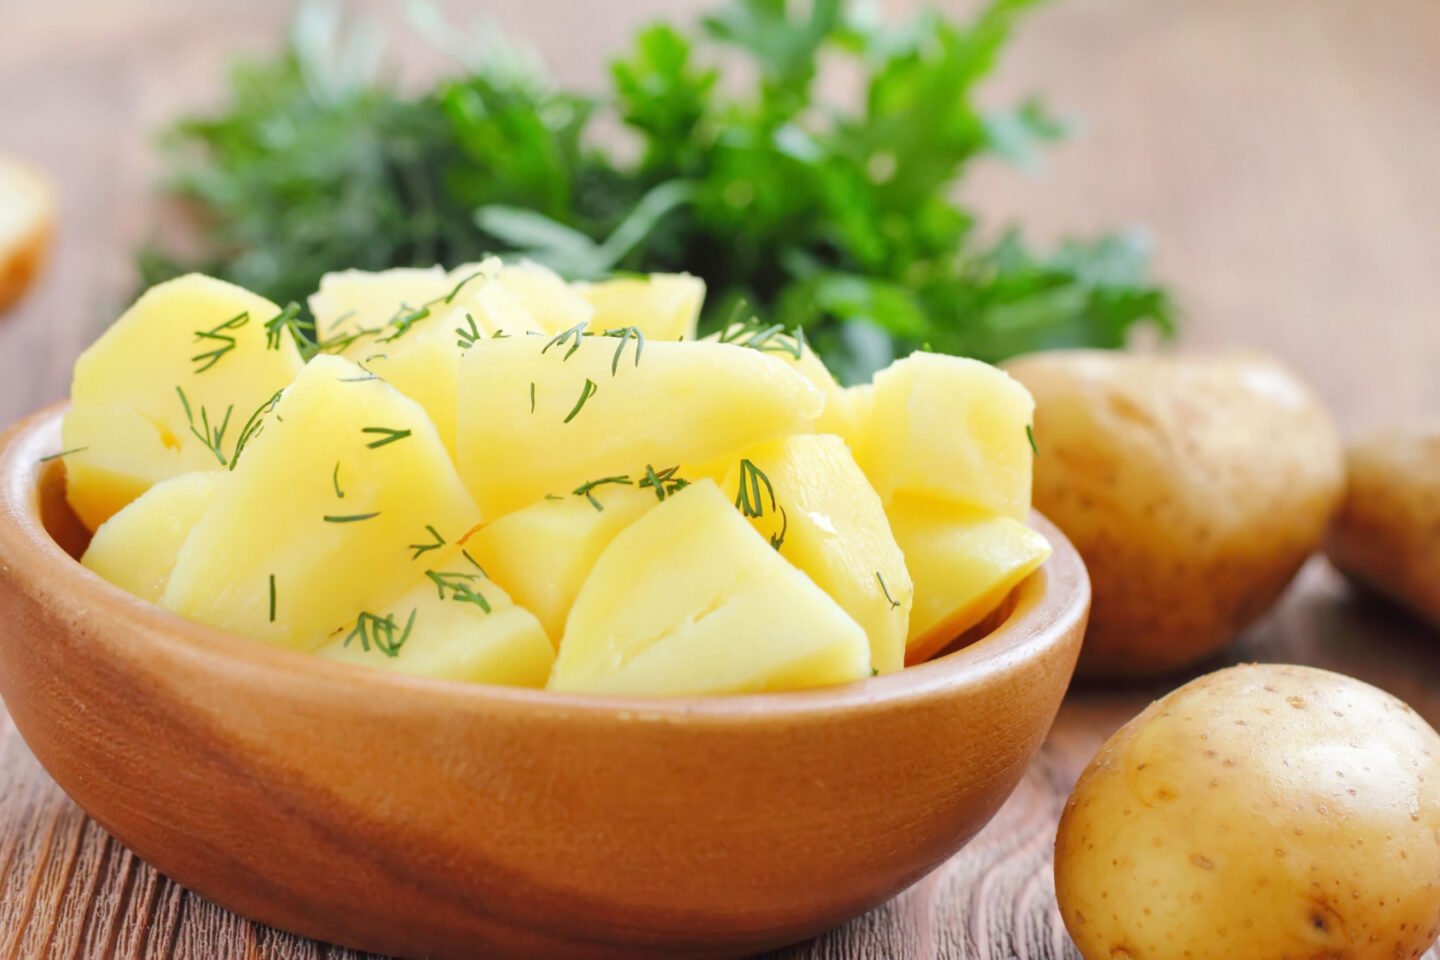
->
[[1055, 663, 1440, 960], [0, 153, 55, 313], [1006, 350, 1344, 678], [1326, 426, 1440, 629]]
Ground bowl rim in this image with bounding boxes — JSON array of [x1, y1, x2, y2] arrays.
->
[[0, 403, 1089, 722]]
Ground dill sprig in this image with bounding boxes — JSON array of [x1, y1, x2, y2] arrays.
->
[[572, 474, 632, 511], [529, 381, 536, 413], [263, 302, 305, 351], [191, 311, 250, 373], [316, 324, 382, 354], [456, 312, 482, 350], [362, 426, 412, 449], [230, 388, 284, 470], [331, 462, 344, 498], [37, 446, 87, 463], [176, 385, 234, 466], [324, 511, 380, 523], [409, 525, 446, 560], [1026, 424, 1039, 457], [734, 458, 787, 549], [638, 464, 690, 502], [425, 570, 492, 613], [563, 378, 598, 423], [268, 574, 277, 623], [377, 271, 485, 344], [876, 572, 902, 610], [717, 316, 805, 360], [344, 608, 417, 657], [542, 322, 588, 360], [461, 548, 488, 577], [600, 326, 645, 375]]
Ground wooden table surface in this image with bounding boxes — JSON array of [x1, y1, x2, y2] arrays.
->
[[2, 0, 1440, 956]]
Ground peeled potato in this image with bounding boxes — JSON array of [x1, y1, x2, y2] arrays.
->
[[1326, 426, 1440, 629], [1006, 350, 1343, 678], [0, 153, 55, 313], [1055, 663, 1440, 960]]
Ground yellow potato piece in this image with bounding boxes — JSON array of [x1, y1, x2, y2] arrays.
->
[[61, 274, 305, 529], [308, 265, 451, 347], [576, 274, 705, 341], [494, 261, 593, 333], [887, 495, 1051, 663], [550, 480, 870, 695], [456, 336, 824, 518], [82, 471, 228, 604], [719, 434, 911, 673], [0, 152, 54, 313], [466, 484, 659, 645], [858, 352, 1034, 520], [316, 566, 553, 687], [162, 355, 480, 650]]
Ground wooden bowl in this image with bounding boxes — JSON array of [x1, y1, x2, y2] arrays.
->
[[0, 405, 1089, 960]]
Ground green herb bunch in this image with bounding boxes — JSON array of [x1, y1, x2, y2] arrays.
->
[[141, 0, 1174, 382]]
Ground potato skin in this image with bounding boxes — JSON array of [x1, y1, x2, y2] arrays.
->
[[1055, 664, 1440, 960], [1005, 350, 1343, 678], [1326, 428, 1440, 630]]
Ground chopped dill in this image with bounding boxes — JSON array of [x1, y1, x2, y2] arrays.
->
[[191, 311, 250, 373], [323, 512, 380, 523], [37, 446, 87, 463], [1026, 424, 1039, 457], [601, 326, 645, 375], [461, 548, 488, 578], [176, 385, 233, 466], [425, 570, 492, 613], [331, 462, 344, 498], [563, 378, 598, 423], [230, 388, 284, 470], [572, 474, 632, 511], [409, 525, 446, 560], [268, 574, 277, 623], [717, 314, 805, 360], [362, 426, 412, 449], [734, 459, 777, 519], [638, 464, 690, 502], [344, 608, 416, 657], [263, 302, 304, 351], [456, 312, 482, 350], [529, 381, 536, 413], [876, 572, 902, 610], [542, 322, 588, 361]]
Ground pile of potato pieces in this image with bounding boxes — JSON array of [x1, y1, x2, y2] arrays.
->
[[65, 261, 1051, 696]]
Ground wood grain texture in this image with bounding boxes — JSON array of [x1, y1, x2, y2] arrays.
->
[[0, 0, 1438, 956]]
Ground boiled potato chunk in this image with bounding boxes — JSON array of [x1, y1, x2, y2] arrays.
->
[[82, 471, 228, 603], [1007, 350, 1344, 677], [316, 567, 553, 687], [162, 355, 480, 650], [857, 352, 1034, 520], [457, 336, 824, 518], [1325, 426, 1440, 630], [887, 496, 1051, 664], [1055, 664, 1440, 960], [576, 274, 704, 341], [550, 480, 871, 695], [494, 260, 593, 333], [62, 274, 305, 529], [466, 484, 658, 644], [719, 434, 912, 673], [0, 152, 54, 313]]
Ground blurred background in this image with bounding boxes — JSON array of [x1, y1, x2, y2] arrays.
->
[[3, 0, 1439, 422]]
